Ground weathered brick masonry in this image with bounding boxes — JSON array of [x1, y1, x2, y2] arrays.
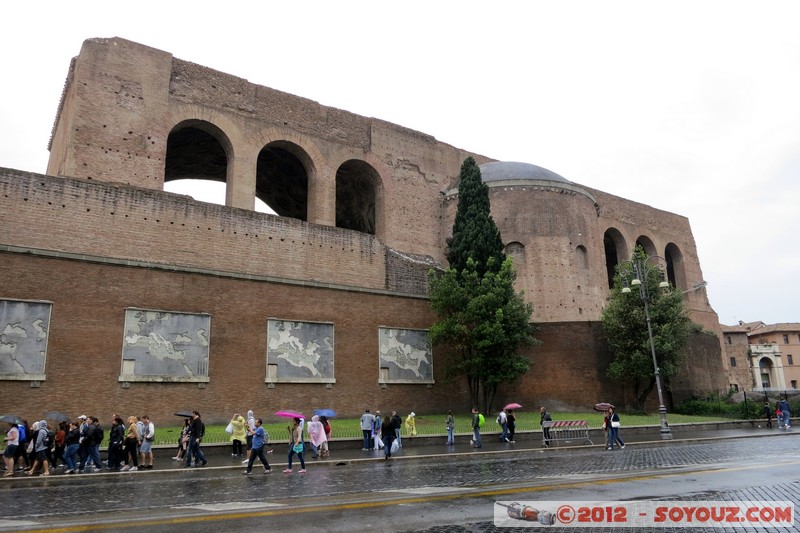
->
[[0, 37, 727, 422]]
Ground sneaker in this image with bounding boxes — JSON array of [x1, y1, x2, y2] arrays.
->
[[241, 459, 249, 464], [469, 439, 474, 447], [504, 438, 510, 443], [242, 470, 251, 475], [621, 445, 625, 449], [129, 466, 138, 472], [121, 465, 130, 471], [283, 469, 293, 474], [299, 469, 306, 473], [172, 456, 181, 461], [264, 468, 271, 474]]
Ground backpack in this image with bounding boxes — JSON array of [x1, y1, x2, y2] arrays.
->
[[17, 423, 26, 443], [94, 425, 104, 445], [478, 413, 485, 427]]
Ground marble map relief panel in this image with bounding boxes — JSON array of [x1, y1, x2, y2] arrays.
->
[[0, 299, 51, 380], [266, 318, 334, 383], [120, 308, 210, 382], [378, 327, 433, 384]]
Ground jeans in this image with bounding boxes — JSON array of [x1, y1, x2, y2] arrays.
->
[[472, 427, 482, 447], [783, 412, 791, 428], [287, 447, 305, 469], [395, 428, 402, 448], [186, 436, 207, 466], [446, 427, 454, 445], [64, 444, 80, 471], [499, 422, 508, 440], [382, 435, 393, 457], [362, 430, 371, 449], [79, 443, 102, 470], [245, 446, 270, 472], [609, 427, 624, 448]]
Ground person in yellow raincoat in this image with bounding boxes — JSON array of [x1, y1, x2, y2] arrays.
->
[[404, 412, 417, 437]]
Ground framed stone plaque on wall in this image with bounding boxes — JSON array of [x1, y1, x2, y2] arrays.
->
[[0, 298, 51, 381], [266, 318, 335, 384], [378, 327, 433, 384], [119, 308, 211, 383]]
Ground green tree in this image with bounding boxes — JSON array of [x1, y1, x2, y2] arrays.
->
[[601, 247, 694, 411], [430, 157, 537, 413], [446, 157, 505, 278]]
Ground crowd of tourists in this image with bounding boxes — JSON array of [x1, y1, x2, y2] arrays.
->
[[2, 413, 157, 477]]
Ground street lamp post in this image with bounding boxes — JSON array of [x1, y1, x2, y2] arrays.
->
[[619, 255, 673, 440]]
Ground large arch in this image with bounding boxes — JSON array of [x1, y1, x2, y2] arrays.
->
[[335, 159, 381, 235], [164, 119, 232, 184], [603, 227, 627, 289], [635, 235, 657, 258], [256, 141, 312, 221], [759, 357, 774, 389], [664, 242, 687, 291]]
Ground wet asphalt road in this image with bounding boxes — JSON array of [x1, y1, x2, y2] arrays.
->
[[0, 426, 798, 532]]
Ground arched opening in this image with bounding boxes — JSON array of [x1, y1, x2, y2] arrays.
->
[[603, 228, 627, 289], [165, 120, 230, 184], [504, 241, 525, 266], [336, 159, 380, 234], [575, 245, 588, 269], [664, 242, 687, 291], [759, 357, 774, 389], [635, 235, 657, 258], [256, 141, 311, 221]]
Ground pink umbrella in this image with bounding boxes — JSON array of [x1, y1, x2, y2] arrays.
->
[[275, 410, 305, 419], [504, 403, 522, 410], [593, 403, 615, 412]]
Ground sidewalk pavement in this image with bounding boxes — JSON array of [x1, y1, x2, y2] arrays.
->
[[4, 421, 791, 479]]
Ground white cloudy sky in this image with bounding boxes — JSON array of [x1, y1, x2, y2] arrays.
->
[[2, 2, 799, 326]]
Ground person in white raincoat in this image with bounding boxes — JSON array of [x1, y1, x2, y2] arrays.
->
[[307, 415, 326, 459]]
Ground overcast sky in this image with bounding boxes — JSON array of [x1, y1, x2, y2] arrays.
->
[[2, 2, 798, 326]]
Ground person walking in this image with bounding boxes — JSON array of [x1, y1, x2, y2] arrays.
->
[[405, 412, 417, 438], [445, 410, 455, 446], [470, 408, 482, 448], [242, 418, 271, 475], [778, 398, 791, 430], [284, 417, 306, 474], [307, 415, 326, 459], [3, 422, 19, 477], [107, 416, 125, 470], [372, 410, 383, 450], [391, 411, 403, 448], [185, 411, 208, 467], [381, 415, 395, 459], [540, 407, 552, 448], [139, 415, 155, 469], [121, 416, 139, 471], [507, 409, 516, 443], [319, 416, 331, 457], [607, 406, 625, 450], [230, 413, 246, 457], [763, 401, 773, 429], [497, 408, 509, 442], [360, 409, 375, 450], [62, 421, 81, 474], [242, 410, 256, 464]]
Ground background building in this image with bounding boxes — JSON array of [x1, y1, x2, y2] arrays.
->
[[0, 37, 726, 422]]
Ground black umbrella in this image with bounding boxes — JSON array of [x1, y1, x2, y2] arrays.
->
[[174, 411, 194, 418], [0, 414, 22, 424], [43, 411, 71, 422]]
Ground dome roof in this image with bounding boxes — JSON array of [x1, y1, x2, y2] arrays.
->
[[479, 161, 571, 184]]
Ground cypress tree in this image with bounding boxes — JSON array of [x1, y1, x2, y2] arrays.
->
[[446, 157, 505, 277]]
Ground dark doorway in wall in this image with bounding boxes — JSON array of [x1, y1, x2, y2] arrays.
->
[[336, 160, 379, 235], [256, 142, 309, 221], [165, 120, 229, 183], [603, 228, 626, 289]]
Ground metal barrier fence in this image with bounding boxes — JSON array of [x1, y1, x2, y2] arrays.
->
[[541, 420, 593, 447]]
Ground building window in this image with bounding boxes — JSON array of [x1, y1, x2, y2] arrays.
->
[[788, 354, 794, 365], [792, 380, 797, 390], [783, 334, 789, 343], [729, 357, 736, 367], [726, 335, 732, 345]]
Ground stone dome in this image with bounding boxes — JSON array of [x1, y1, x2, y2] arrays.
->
[[479, 161, 571, 184]]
